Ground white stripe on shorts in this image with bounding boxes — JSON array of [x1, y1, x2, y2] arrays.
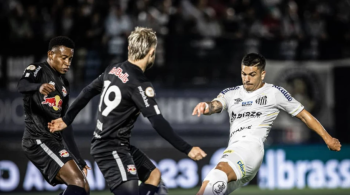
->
[[112, 151, 127, 181], [36, 139, 64, 167]]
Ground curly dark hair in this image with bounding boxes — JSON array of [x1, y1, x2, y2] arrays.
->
[[48, 36, 75, 50]]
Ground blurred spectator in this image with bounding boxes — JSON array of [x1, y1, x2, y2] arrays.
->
[[104, 4, 132, 64], [8, 2, 32, 42], [2, 0, 350, 89]]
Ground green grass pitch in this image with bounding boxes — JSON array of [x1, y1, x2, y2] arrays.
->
[[4, 186, 350, 195]]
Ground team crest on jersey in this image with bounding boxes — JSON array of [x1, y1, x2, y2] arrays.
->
[[145, 87, 155, 97], [59, 150, 69, 157], [256, 96, 267, 105], [109, 67, 129, 83], [234, 98, 243, 104], [26, 65, 36, 70], [62, 86, 67, 97], [212, 181, 226, 195], [127, 165, 137, 175], [41, 95, 63, 111]]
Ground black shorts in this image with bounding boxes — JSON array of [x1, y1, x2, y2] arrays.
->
[[22, 138, 73, 186], [93, 145, 156, 191]]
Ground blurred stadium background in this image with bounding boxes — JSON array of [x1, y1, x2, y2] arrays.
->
[[1, 0, 350, 194]]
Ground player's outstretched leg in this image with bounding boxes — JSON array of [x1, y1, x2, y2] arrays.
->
[[56, 160, 89, 195], [140, 168, 162, 195], [197, 162, 236, 195], [112, 180, 139, 195]]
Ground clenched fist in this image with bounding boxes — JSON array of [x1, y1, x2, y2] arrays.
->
[[325, 137, 341, 152], [39, 83, 55, 96], [188, 147, 207, 161]]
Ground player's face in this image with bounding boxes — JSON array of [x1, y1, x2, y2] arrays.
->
[[48, 46, 74, 74], [241, 65, 265, 91]]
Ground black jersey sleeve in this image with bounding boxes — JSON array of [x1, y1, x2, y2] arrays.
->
[[131, 82, 160, 117], [17, 64, 43, 94], [148, 114, 193, 155], [62, 74, 104, 126]]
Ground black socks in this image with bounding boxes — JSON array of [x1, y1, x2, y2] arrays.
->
[[62, 185, 88, 195], [139, 183, 158, 195]]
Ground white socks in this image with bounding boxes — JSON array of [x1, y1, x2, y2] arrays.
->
[[203, 169, 228, 195]]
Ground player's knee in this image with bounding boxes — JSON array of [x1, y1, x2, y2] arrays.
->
[[215, 162, 236, 181], [145, 168, 161, 186]]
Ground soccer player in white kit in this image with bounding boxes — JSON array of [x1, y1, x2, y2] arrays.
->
[[192, 53, 342, 195]]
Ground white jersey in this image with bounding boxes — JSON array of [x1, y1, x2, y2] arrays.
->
[[214, 83, 304, 144]]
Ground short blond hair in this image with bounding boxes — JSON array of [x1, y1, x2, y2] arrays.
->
[[128, 27, 157, 61]]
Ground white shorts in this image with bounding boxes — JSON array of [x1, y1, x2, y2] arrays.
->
[[204, 134, 264, 194]]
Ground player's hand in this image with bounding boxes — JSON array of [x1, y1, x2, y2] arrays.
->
[[48, 118, 67, 133], [325, 137, 341, 151], [188, 147, 207, 161], [82, 165, 91, 177], [192, 102, 209, 117], [39, 83, 55, 96]]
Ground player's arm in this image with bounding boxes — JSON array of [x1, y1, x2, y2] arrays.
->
[[148, 114, 206, 160], [48, 74, 104, 132], [295, 109, 341, 151], [61, 125, 90, 174], [274, 86, 341, 151], [192, 100, 223, 117], [17, 65, 55, 95], [59, 95, 90, 173], [132, 83, 207, 161]]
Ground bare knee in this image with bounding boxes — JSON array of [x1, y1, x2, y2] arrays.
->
[[215, 162, 237, 181], [145, 168, 161, 186], [57, 161, 90, 192]]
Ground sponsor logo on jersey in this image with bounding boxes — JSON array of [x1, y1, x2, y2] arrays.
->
[[109, 67, 129, 83], [41, 95, 63, 111], [97, 119, 103, 131], [59, 150, 69, 157], [62, 86, 67, 97], [230, 125, 252, 137], [237, 161, 246, 178], [93, 131, 101, 139], [242, 101, 253, 106], [223, 150, 234, 154], [230, 111, 262, 122], [220, 87, 240, 95], [26, 65, 36, 70], [138, 86, 150, 107], [145, 87, 155, 97], [127, 165, 137, 175], [221, 154, 229, 158], [273, 86, 292, 101], [234, 98, 243, 104], [34, 66, 41, 77], [256, 95, 267, 105], [212, 181, 226, 195]]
